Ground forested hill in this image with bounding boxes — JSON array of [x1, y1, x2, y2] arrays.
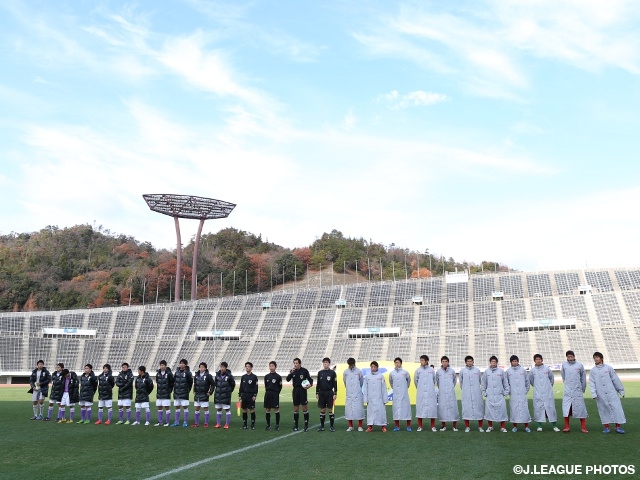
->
[[0, 225, 509, 312]]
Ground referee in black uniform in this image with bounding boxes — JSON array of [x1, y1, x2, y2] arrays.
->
[[239, 362, 258, 430], [286, 357, 313, 432], [316, 357, 338, 432], [263, 361, 282, 430]]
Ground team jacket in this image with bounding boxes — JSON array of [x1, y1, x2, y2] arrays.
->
[[193, 370, 215, 402], [116, 368, 134, 400], [155, 367, 174, 400], [30, 367, 52, 397], [97, 369, 115, 401], [50, 371, 65, 402], [173, 367, 193, 401], [213, 369, 235, 405], [79, 371, 99, 402], [134, 373, 154, 403]]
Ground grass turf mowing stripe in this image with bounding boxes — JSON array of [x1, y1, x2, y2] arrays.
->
[[144, 416, 345, 479]]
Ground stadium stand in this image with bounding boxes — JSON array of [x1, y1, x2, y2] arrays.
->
[[2, 268, 640, 381]]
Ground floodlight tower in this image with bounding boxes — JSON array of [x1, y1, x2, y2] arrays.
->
[[143, 194, 236, 302]]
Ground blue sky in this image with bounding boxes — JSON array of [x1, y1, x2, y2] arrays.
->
[[1, 0, 640, 271]]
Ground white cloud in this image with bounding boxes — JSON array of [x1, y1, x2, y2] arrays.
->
[[343, 109, 357, 130], [379, 89, 449, 109], [355, 1, 640, 99]]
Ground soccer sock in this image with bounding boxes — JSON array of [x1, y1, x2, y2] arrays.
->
[[158, 410, 163, 423], [108, 408, 112, 422], [69, 407, 75, 421], [442, 422, 446, 428], [406, 420, 411, 427], [47, 405, 53, 418], [294, 412, 299, 428], [465, 420, 470, 428], [184, 409, 189, 424], [303, 411, 309, 427], [453, 422, 457, 428], [537, 422, 543, 428], [175, 410, 181, 424], [395, 420, 400, 428], [564, 417, 570, 428], [126, 408, 131, 422], [329, 415, 334, 427], [135, 411, 141, 423], [98, 408, 103, 422], [359, 419, 363, 428], [195, 411, 200, 425], [275, 412, 280, 426], [59, 408, 65, 420], [513, 423, 518, 428], [251, 412, 255, 425], [81, 409, 86, 421], [551, 422, 556, 427], [524, 423, 529, 429], [266, 412, 271, 426], [479, 420, 484, 428], [604, 423, 609, 429], [500, 421, 506, 429], [87, 409, 92, 422], [119, 408, 124, 422], [418, 418, 423, 428], [33, 405, 38, 417], [146, 410, 150, 423], [216, 412, 222, 425], [348, 420, 353, 428], [488, 421, 493, 428], [580, 418, 586, 429], [242, 412, 247, 425], [320, 413, 325, 427], [205, 411, 210, 424], [225, 411, 231, 426], [430, 419, 435, 429], [616, 423, 620, 428], [165, 410, 170, 424]]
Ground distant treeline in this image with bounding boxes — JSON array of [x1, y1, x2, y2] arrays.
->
[[0, 225, 508, 312]]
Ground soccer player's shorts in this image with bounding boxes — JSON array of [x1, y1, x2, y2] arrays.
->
[[174, 399, 189, 408], [292, 387, 308, 406], [317, 391, 334, 409], [156, 399, 171, 407], [194, 401, 209, 408], [118, 399, 132, 407], [240, 393, 255, 410], [98, 400, 113, 408], [215, 404, 231, 410], [32, 391, 44, 402], [61, 393, 70, 405], [264, 391, 280, 409], [49, 399, 60, 405], [79, 401, 93, 407], [135, 402, 150, 409]]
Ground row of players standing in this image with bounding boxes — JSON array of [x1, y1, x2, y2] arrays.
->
[[28, 350, 626, 434], [354, 351, 626, 434]]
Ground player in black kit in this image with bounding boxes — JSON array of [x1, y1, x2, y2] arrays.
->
[[286, 357, 313, 432], [316, 357, 338, 432], [239, 362, 259, 430], [263, 361, 282, 431]]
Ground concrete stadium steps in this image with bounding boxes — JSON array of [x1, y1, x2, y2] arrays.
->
[[3, 268, 640, 378]]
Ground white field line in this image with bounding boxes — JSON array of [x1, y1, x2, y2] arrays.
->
[[144, 416, 345, 479]]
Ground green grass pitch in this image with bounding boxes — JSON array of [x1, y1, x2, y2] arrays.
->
[[0, 384, 637, 479]]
